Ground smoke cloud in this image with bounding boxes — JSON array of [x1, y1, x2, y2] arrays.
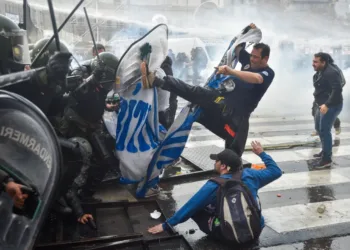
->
[[28, 0, 348, 119]]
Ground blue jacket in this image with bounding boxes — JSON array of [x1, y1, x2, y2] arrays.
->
[[162, 152, 282, 230]]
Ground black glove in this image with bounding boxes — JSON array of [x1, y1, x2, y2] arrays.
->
[[47, 52, 72, 82], [242, 25, 252, 35], [92, 59, 106, 81]]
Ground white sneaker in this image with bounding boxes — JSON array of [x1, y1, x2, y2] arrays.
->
[[335, 127, 341, 135], [311, 131, 319, 136]]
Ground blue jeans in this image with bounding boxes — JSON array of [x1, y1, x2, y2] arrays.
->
[[315, 103, 343, 160]]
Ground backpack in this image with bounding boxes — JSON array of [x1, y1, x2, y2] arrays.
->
[[210, 171, 262, 244]]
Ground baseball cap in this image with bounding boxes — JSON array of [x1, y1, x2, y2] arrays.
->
[[210, 149, 242, 169]]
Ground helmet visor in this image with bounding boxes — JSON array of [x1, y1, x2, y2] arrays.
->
[[0, 29, 32, 65]]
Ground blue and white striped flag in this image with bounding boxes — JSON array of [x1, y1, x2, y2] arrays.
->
[[111, 24, 262, 198]]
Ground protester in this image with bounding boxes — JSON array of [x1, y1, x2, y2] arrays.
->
[[148, 141, 282, 243], [141, 23, 274, 157], [312, 52, 344, 168], [92, 43, 106, 57]]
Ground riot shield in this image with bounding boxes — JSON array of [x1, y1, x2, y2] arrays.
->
[[0, 90, 62, 250]]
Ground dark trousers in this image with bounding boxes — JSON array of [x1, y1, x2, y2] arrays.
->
[[157, 76, 249, 157], [191, 209, 215, 235], [312, 101, 340, 129], [159, 92, 178, 130]]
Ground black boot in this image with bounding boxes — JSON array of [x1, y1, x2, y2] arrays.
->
[[52, 197, 72, 215]]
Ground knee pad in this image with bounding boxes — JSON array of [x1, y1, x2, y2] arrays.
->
[[68, 137, 93, 163], [91, 130, 114, 162]]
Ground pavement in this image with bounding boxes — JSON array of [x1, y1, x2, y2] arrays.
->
[[95, 98, 350, 249]]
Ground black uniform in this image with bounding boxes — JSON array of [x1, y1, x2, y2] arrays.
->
[[58, 53, 120, 199], [153, 49, 274, 157], [159, 56, 178, 130], [0, 169, 9, 192]]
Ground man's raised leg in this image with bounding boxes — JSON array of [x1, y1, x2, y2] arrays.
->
[[141, 62, 218, 108]]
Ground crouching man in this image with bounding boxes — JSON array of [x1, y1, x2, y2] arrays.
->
[[148, 141, 282, 244]]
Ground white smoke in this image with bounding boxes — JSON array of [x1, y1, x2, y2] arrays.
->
[[39, 1, 346, 118], [341, 68, 350, 121]]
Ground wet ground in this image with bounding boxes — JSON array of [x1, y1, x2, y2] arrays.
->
[[155, 155, 350, 249], [94, 152, 350, 250], [93, 112, 350, 249], [261, 235, 350, 250]]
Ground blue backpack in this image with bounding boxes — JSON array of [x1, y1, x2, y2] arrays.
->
[[210, 171, 262, 244]]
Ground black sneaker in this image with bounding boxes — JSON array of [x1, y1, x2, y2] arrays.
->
[[313, 151, 323, 158], [314, 158, 332, 169]]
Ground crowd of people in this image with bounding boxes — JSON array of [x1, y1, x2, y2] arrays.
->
[[0, 14, 346, 248]]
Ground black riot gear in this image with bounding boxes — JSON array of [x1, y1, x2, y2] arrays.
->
[[0, 15, 31, 75], [0, 52, 72, 114], [71, 59, 93, 79], [30, 38, 70, 68], [0, 90, 62, 250], [90, 52, 119, 88]]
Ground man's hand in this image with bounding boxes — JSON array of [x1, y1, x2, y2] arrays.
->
[[242, 23, 257, 34], [249, 23, 257, 29], [5, 182, 28, 208], [251, 141, 264, 155], [148, 224, 164, 234], [216, 65, 232, 75], [78, 214, 94, 224], [320, 104, 329, 114], [105, 103, 120, 112]]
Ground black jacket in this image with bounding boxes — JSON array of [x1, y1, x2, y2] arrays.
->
[[0, 169, 9, 192], [313, 63, 344, 107], [159, 56, 177, 129]]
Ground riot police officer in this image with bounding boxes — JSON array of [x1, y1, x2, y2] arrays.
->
[[59, 51, 120, 200], [30, 37, 71, 68], [0, 14, 71, 115], [0, 15, 31, 74]]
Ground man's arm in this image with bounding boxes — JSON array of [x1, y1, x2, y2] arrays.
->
[[251, 152, 283, 189], [325, 69, 343, 107], [162, 181, 218, 230], [234, 46, 249, 65], [227, 68, 263, 84], [250, 141, 282, 189], [65, 188, 84, 219]]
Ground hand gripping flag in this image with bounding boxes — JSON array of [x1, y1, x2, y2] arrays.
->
[[110, 24, 262, 198]]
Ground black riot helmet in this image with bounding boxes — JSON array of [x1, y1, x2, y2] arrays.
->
[[30, 38, 70, 68], [0, 15, 31, 75], [91, 52, 119, 88]]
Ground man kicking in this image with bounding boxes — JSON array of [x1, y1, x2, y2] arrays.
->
[[141, 23, 274, 156]]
